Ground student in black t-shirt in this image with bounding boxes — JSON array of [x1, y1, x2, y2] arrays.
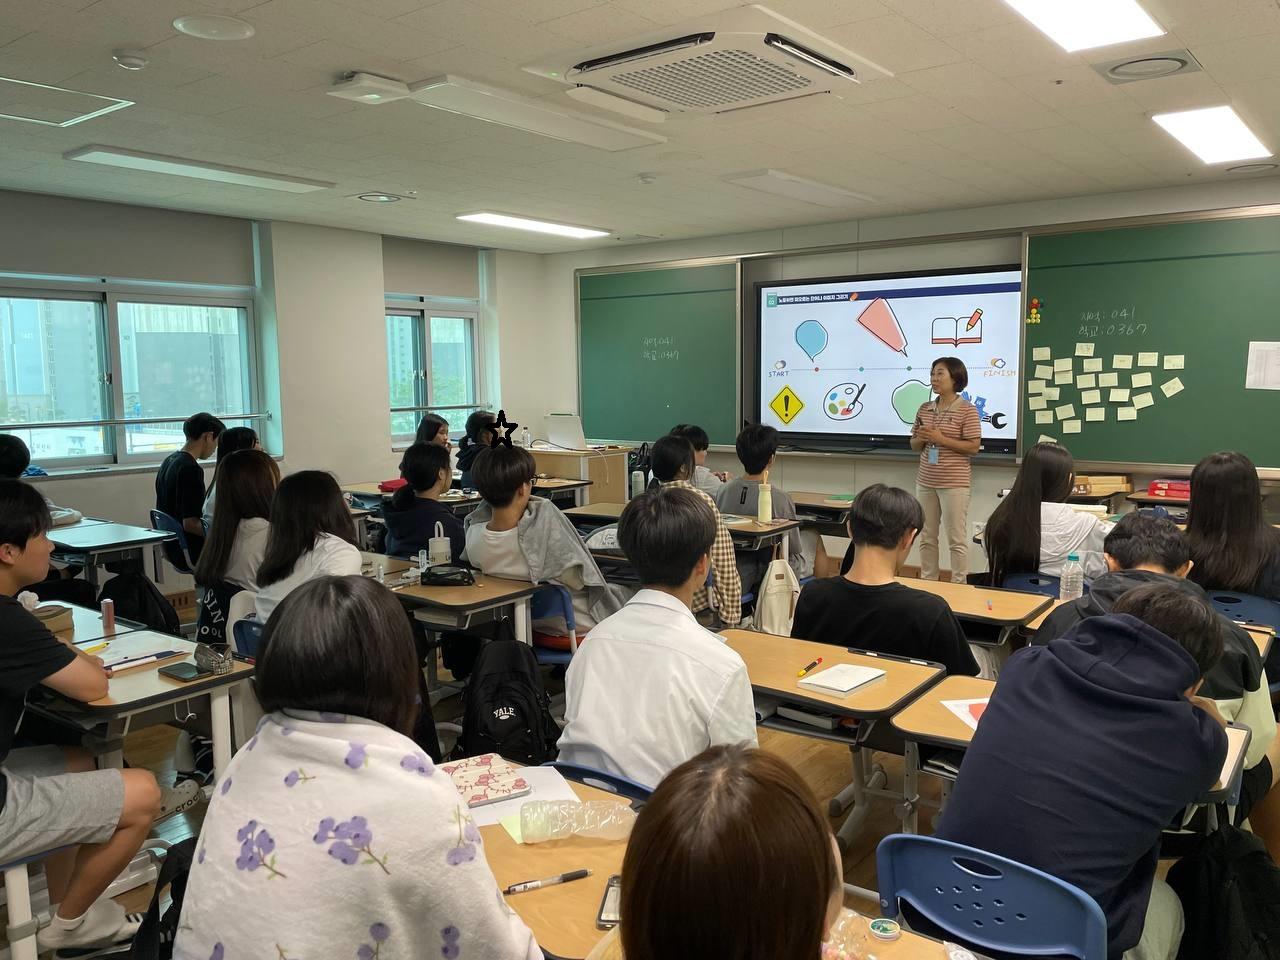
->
[[791, 483, 979, 676], [155, 412, 224, 561], [382, 442, 465, 561], [0, 481, 161, 953]]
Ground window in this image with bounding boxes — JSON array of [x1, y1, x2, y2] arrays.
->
[[386, 305, 481, 442], [0, 287, 258, 467]]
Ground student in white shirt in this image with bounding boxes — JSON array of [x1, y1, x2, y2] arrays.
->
[[255, 471, 362, 621], [982, 441, 1114, 584], [670, 423, 727, 496], [193, 449, 278, 594], [557, 485, 758, 787], [200, 427, 260, 529]]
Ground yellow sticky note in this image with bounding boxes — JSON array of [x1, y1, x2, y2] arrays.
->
[[1077, 374, 1097, 389], [1109, 388, 1130, 402], [1131, 372, 1153, 388], [1063, 420, 1082, 434], [1081, 390, 1102, 405], [1138, 352, 1159, 367], [1133, 391, 1154, 410], [1028, 380, 1046, 393], [1099, 373, 1119, 388], [1029, 396, 1047, 410], [1161, 377, 1185, 398], [1053, 358, 1073, 372], [1083, 358, 1103, 373], [1075, 343, 1095, 357], [1117, 407, 1137, 421], [1164, 355, 1185, 370], [1055, 403, 1076, 421], [1045, 387, 1061, 401], [1054, 371, 1073, 385], [1086, 407, 1105, 422], [1114, 355, 1133, 369], [1035, 364, 1053, 380], [1035, 410, 1053, 424], [1033, 347, 1052, 361], [1039, 434, 1058, 444]]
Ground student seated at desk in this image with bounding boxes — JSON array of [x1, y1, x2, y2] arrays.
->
[[715, 423, 807, 583], [200, 426, 259, 529], [586, 744, 842, 960], [982, 440, 1114, 584], [194, 449, 279, 594], [415, 412, 452, 450], [937, 584, 1229, 960], [255, 471, 362, 621], [0, 482, 162, 955], [0, 435, 82, 526], [557, 487, 757, 787], [173, 575, 539, 960], [383, 442, 464, 561], [649, 435, 741, 628], [792, 484, 978, 676], [1034, 512, 1280, 860], [455, 410, 497, 489], [463, 443, 625, 638], [1185, 450, 1280, 602], [669, 422, 726, 496], [155, 411, 224, 561]]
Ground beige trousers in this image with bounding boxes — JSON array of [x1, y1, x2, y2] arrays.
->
[[1122, 878, 1184, 960], [917, 485, 971, 582]]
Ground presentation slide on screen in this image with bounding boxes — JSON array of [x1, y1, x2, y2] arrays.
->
[[758, 269, 1022, 447]]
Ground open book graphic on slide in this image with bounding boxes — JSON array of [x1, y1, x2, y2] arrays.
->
[[932, 311, 983, 346]]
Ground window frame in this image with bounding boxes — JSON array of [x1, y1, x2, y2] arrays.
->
[[385, 296, 484, 443]]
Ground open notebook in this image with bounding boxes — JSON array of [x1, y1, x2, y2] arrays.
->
[[797, 663, 885, 696]]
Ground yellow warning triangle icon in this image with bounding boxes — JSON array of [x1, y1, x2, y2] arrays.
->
[[770, 385, 803, 424]]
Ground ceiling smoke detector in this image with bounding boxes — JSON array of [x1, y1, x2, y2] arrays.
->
[[327, 72, 411, 105]]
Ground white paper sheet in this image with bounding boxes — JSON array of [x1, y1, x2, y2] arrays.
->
[[1083, 358, 1103, 373], [1027, 379, 1046, 393], [1099, 373, 1119, 388], [942, 698, 990, 731], [1055, 403, 1076, 420], [1118, 407, 1137, 421], [1133, 392, 1154, 410], [1075, 342, 1095, 357], [1077, 374, 1097, 389], [1029, 396, 1047, 410], [1053, 357, 1073, 372], [1054, 371, 1072, 385], [1113, 355, 1133, 369], [1161, 377, 1185, 398], [1033, 347, 1052, 361], [1246, 342, 1280, 391], [1035, 410, 1053, 424], [1086, 408, 1105, 422], [1131, 372, 1153, 388], [1035, 364, 1053, 380], [1164, 355, 1184, 370], [1109, 388, 1130, 402], [1045, 387, 1060, 401], [1063, 420, 1082, 434], [1038, 434, 1058, 444], [1081, 390, 1102, 405], [1137, 352, 1159, 367]]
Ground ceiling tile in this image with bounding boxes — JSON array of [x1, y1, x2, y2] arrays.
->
[[1182, 32, 1280, 84], [826, 14, 967, 73]]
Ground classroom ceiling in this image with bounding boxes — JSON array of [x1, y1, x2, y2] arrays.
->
[[2, 0, 1280, 254]]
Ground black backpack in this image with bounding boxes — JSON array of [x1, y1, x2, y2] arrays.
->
[[130, 838, 196, 960], [454, 624, 559, 765], [1167, 824, 1280, 960], [99, 573, 182, 636]]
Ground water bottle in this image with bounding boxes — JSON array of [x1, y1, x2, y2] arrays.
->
[[521, 426, 531, 448], [1060, 553, 1084, 601], [757, 481, 773, 523], [519, 799, 636, 844], [630, 469, 645, 499]]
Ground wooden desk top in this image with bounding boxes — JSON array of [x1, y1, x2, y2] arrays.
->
[[566, 502, 801, 538], [723, 629, 944, 719], [360, 552, 540, 609], [565, 502, 625, 521], [47, 604, 145, 645], [75, 632, 253, 715], [1025, 602, 1276, 660], [894, 577, 1052, 626], [1127, 491, 1190, 506], [345, 478, 588, 499], [1024, 598, 1064, 632], [50, 523, 175, 551], [891, 675, 996, 748], [789, 491, 855, 511], [482, 781, 627, 960]]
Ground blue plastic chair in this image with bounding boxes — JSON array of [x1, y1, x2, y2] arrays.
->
[[544, 761, 653, 802], [232, 618, 265, 658], [149, 509, 195, 575], [1205, 592, 1280, 696], [1002, 572, 1063, 598], [530, 584, 579, 667], [3, 845, 73, 960], [877, 834, 1107, 960]]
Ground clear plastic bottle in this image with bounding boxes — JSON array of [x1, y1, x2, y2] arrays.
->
[[519, 800, 636, 844], [520, 426, 531, 448], [1060, 553, 1084, 601], [630, 470, 645, 500]]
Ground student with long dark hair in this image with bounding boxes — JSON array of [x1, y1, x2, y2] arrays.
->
[[193, 450, 279, 592], [383, 442, 464, 560], [414, 413, 451, 449], [201, 426, 260, 527], [982, 441, 1112, 585], [1186, 451, 1280, 601], [669, 423, 726, 495], [456, 411, 497, 489], [173, 576, 540, 960], [255, 471, 361, 621]]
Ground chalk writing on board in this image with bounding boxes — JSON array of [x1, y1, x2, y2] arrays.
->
[[641, 336, 675, 347], [1076, 307, 1145, 338], [642, 349, 680, 361]]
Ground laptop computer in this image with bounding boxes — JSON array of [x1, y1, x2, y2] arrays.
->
[[544, 413, 588, 451]]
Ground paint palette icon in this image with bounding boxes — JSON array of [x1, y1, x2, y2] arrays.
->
[[825, 382, 865, 420]]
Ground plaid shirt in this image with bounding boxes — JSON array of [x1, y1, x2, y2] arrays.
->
[[667, 479, 742, 626]]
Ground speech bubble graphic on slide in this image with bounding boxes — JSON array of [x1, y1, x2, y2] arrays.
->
[[795, 319, 828, 361], [892, 379, 932, 425], [824, 383, 866, 421]]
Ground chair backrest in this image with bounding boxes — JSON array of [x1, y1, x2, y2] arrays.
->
[[876, 834, 1108, 960], [530, 583, 578, 653], [543, 761, 653, 802], [1002, 572, 1063, 598], [149, 509, 194, 575], [1206, 591, 1280, 634], [227, 590, 257, 633], [232, 618, 265, 658]]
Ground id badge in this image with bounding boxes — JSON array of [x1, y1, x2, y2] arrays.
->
[[927, 445, 939, 465]]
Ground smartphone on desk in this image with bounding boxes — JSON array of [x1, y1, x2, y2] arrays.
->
[[159, 662, 211, 683], [596, 875, 621, 929]]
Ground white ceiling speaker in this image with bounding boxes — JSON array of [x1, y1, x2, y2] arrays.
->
[[1093, 49, 1201, 85], [524, 4, 892, 117], [172, 15, 255, 40], [327, 72, 411, 105], [112, 50, 148, 70]]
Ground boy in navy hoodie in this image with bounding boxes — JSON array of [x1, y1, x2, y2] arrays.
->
[[937, 583, 1228, 960]]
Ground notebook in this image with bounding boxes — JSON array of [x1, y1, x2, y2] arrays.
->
[[797, 663, 885, 696], [440, 753, 532, 808]]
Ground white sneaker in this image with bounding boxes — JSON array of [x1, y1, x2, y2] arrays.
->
[[37, 899, 139, 953], [158, 777, 202, 821]]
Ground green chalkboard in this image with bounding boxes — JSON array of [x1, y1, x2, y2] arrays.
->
[[1024, 216, 1280, 468], [578, 264, 738, 445]]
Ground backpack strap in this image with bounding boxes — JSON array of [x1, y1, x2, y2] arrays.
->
[[131, 839, 197, 960]]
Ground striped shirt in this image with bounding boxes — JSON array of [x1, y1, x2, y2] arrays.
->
[[666, 479, 742, 627], [915, 397, 981, 489]]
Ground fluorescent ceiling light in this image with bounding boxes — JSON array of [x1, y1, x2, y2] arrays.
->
[[64, 146, 335, 192], [0, 76, 133, 127], [409, 75, 666, 151], [1152, 106, 1271, 164], [456, 212, 610, 239], [1003, 0, 1164, 52], [722, 169, 874, 207]]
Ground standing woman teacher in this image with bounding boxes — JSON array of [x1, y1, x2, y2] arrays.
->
[[911, 357, 981, 581]]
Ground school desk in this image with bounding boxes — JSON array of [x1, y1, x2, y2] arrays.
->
[[565, 502, 802, 559], [894, 577, 1053, 645], [343, 478, 591, 511], [46, 602, 145, 645], [1025, 604, 1277, 661], [1126, 491, 1190, 507], [482, 780, 628, 960], [723, 628, 944, 846], [789, 491, 854, 533], [529, 446, 629, 505], [49, 522, 176, 586]]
